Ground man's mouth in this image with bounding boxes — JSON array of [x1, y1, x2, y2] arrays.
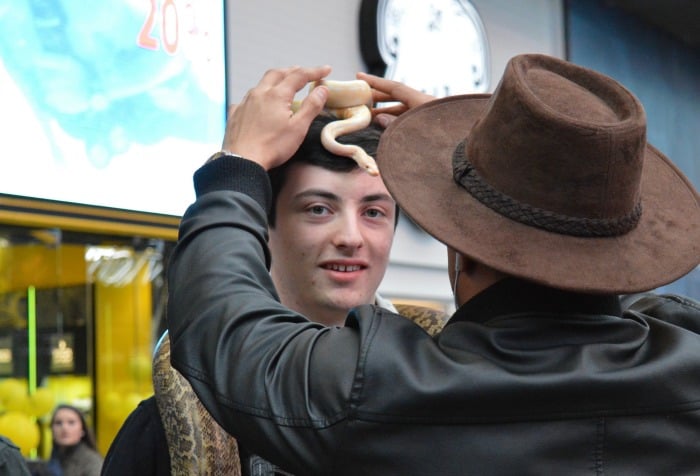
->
[[324, 264, 362, 272]]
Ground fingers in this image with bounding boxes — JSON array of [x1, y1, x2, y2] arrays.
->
[[372, 103, 407, 117], [259, 65, 331, 99], [293, 83, 328, 124], [369, 90, 396, 104], [357, 72, 435, 108], [220, 65, 332, 170], [373, 112, 398, 129], [356, 72, 431, 129], [255, 65, 330, 126], [356, 72, 395, 92], [356, 72, 404, 103]]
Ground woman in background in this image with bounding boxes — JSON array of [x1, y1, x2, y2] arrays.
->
[[40, 405, 102, 476]]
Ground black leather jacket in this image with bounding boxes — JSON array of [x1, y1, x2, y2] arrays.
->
[[168, 156, 700, 475]]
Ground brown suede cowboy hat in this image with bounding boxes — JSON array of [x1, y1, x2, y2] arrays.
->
[[377, 54, 700, 294]]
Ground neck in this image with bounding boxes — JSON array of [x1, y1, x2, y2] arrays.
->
[[455, 260, 507, 307], [279, 296, 349, 327], [308, 305, 348, 327]]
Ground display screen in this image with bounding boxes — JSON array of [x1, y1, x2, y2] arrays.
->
[[0, 0, 226, 217]]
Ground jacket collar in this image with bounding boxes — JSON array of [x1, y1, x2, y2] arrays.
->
[[449, 278, 622, 325]]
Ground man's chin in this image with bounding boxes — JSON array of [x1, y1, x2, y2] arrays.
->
[[325, 293, 374, 313]]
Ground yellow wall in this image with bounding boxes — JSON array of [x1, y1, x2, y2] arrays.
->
[[0, 242, 156, 456], [0, 243, 87, 293], [95, 259, 154, 454]]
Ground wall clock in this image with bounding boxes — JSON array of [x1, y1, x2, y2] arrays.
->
[[360, 0, 490, 97]]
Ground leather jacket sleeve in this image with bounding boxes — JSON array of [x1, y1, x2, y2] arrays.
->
[[168, 156, 366, 474]]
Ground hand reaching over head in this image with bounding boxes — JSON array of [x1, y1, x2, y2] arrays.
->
[[220, 66, 331, 170], [356, 72, 435, 128]]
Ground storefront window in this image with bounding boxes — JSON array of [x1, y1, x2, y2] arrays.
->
[[0, 225, 170, 458]]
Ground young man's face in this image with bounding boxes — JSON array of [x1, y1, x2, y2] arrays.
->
[[269, 162, 396, 326]]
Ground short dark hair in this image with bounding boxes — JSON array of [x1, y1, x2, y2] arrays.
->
[[268, 114, 399, 227]]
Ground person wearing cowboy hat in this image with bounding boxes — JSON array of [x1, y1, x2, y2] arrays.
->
[[167, 55, 700, 475]]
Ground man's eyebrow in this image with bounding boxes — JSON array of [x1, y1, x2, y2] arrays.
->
[[293, 190, 395, 205], [293, 189, 340, 202], [362, 193, 395, 205]]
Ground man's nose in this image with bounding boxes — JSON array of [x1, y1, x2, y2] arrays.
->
[[332, 214, 364, 249]]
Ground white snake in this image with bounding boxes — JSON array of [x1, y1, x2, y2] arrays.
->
[[307, 79, 378, 176]]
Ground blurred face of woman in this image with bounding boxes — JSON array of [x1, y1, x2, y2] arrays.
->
[[52, 408, 84, 447]]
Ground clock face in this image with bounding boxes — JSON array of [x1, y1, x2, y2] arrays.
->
[[375, 0, 490, 96]]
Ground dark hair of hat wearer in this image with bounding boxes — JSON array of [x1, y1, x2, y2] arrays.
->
[[377, 53, 700, 294]]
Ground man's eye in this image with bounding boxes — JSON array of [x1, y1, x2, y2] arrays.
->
[[308, 205, 330, 215], [365, 208, 385, 218]]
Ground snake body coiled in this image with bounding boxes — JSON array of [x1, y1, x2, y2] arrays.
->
[[309, 79, 378, 176]]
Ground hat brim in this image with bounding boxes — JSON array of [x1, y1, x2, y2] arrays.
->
[[377, 95, 700, 293]]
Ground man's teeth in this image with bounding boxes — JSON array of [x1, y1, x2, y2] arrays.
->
[[326, 264, 361, 272]]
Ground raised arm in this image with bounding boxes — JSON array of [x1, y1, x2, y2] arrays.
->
[[168, 65, 363, 475], [221, 66, 331, 170]]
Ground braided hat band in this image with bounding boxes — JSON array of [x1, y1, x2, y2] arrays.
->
[[452, 141, 642, 238]]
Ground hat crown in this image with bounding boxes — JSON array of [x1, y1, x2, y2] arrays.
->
[[462, 54, 646, 227], [377, 53, 699, 293]]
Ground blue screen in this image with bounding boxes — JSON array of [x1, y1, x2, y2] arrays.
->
[[0, 0, 226, 216]]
